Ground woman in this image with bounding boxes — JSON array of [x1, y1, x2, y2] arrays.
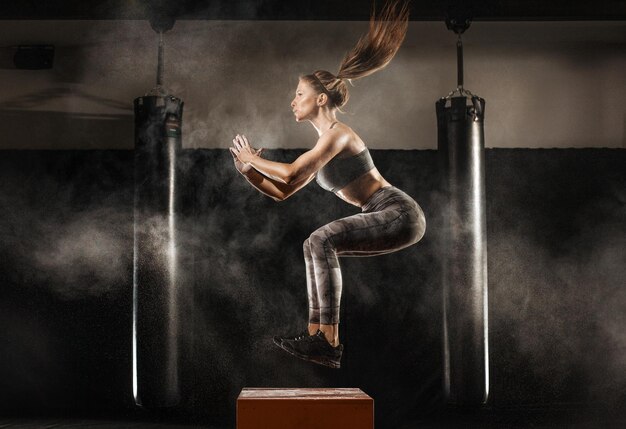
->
[[230, 0, 425, 369]]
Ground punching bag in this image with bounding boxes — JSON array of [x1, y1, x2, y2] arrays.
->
[[437, 4, 489, 405], [437, 93, 489, 406], [133, 94, 184, 407], [131, 16, 185, 408]]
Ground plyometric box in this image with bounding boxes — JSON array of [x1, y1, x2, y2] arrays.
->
[[237, 388, 374, 429]]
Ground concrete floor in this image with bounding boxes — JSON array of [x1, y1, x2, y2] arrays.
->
[[2, 408, 626, 429]]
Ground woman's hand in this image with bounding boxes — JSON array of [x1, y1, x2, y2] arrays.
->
[[230, 134, 263, 175]]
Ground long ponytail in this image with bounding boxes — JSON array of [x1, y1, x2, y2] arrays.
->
[[337, 0, 410, 81], [302, 0, 410, 109]]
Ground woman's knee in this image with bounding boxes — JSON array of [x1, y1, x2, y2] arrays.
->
[[308, 228, 335, 255], [411, 207, 427, 244]]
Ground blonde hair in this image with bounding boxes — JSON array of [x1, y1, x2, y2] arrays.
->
[[302, 0, 410, 109]]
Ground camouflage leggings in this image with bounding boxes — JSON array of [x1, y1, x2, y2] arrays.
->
[[304, 186, 426, 324]]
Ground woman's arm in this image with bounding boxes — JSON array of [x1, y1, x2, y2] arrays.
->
[[230, 147, 314, 201], [242, 168, 315, 202], [233, 132, 343, 185]]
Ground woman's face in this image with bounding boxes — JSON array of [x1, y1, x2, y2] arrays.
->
[[290, 79, 319, 122]]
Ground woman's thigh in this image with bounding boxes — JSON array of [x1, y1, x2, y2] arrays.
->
[[312, 206, 424, 257]]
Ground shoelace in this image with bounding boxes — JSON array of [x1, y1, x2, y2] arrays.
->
[[288, 330, 310, 341]]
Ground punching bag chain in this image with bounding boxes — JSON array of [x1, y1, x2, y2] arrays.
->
[[444, 4, 475, 101], [457, 34, 463, 90], [157, 31, 164, 88], [149, 31, 167, 97], [444, 33, 474, 100]]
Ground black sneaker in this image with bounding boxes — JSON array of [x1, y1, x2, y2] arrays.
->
[[272, 329, 311, 346], [275, 330, 343, 369]]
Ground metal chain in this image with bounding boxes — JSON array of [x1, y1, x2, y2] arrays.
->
[[444, 33, 476, 100], [148, 31, 167, 96]]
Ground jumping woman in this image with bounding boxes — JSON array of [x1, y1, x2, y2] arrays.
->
[[230, 0, 425, 368]]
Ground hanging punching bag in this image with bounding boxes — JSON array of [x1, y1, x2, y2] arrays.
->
[[437, 95, 488, 406], [132, 19, 184, 407], [133, 94, 183, 408], [437, 8, 489, 405]]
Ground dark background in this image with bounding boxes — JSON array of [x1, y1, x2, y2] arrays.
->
[[1, 148, 624, 427], [1, 0, 625, 427], [1, 0, 625, 20]]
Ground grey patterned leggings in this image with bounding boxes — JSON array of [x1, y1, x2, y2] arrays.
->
[[303, 186, 426, 325]]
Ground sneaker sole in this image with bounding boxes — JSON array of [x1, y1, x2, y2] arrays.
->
[[272, 337, 341, 369]]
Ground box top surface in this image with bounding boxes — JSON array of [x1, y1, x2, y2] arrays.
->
[[238, 388, 372, 400]]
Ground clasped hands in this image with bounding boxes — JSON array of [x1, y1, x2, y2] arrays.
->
[[230, 134, 263, 175]]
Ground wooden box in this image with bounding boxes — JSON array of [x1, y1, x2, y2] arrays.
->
[[237, 388, 374, 429]]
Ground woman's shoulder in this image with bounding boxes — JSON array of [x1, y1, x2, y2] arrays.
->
[[331, 121, 351, 133], [327, 123, 367, 156], [327, 122, 360, 141]]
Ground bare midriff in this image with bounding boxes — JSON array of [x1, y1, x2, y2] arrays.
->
[[328, 124, 391, 207], [335, 168, 391, 208]]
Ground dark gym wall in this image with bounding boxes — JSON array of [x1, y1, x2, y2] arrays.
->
[[1, 148, 624, 427], [1, 20, 624, 150]]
